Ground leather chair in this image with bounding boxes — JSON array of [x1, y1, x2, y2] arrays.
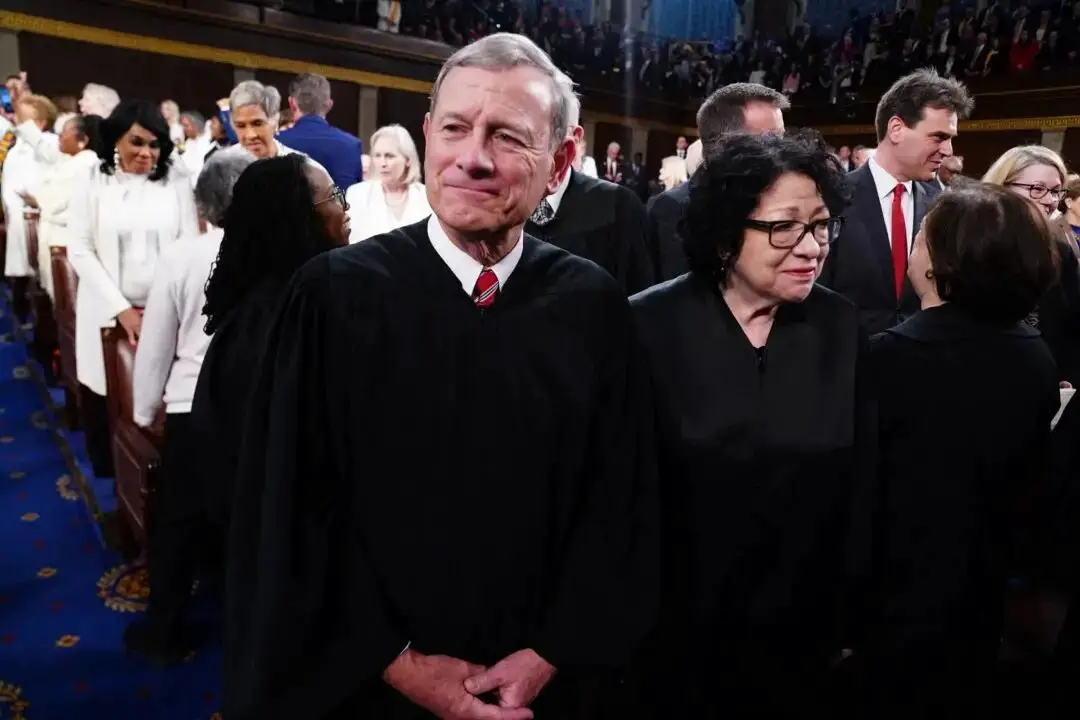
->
[[23, 211, 58, 378], [101, 326, 165, 557], [50, 247, 81, 429]]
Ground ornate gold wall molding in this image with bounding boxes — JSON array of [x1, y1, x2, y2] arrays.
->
[[0, 10, 433, 94], [818, 115, 1080, 136]]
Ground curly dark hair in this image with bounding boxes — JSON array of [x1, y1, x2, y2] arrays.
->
[[202, 154, 338, 334], [922, 181, 1057, 324], [680, 129, 851, 285], [98, 99, 174, 182]]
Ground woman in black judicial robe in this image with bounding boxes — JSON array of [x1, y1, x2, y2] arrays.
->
[[864, 183, 1060, 717], [190, 155, 349, 539], [629, 131, 873, 717]]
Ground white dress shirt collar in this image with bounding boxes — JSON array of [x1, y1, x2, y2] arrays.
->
[[546, 168, 573, 217], [427, 214, 524, 297], [867, 155, 912, 199]]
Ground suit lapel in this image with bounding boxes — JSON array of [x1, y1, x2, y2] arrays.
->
[[853, 166, 896, 291]]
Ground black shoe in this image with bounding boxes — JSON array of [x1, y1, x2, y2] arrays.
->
[[122, 618, 194, 667]]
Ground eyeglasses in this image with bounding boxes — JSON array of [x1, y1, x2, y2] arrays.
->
[[744, 217, 844, 249], [1007, 182, 1064, 201], [314, 185, 349, 210]]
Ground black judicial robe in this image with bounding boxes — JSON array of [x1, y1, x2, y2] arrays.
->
[[190, 278, 288, 528], [629, 275, 875, 717], [222, 220, 661, 720], [865, 304, 1059, 717]]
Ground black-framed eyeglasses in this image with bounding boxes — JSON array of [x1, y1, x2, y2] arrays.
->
[[744, 217, 844, 249], [314, 185, 348, 210], [1007, 182, 1064, 201]]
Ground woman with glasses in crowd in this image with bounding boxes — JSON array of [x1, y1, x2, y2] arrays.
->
[[630, 130, 873, 717], [863, 182, 1060, 717], [190, 155, 349, 555], [982, 145, 1080, 384]]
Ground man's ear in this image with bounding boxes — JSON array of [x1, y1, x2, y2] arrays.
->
[[325, 98, 335, 116], [546, 136, 576, 195], [423, 112, 431, 141]]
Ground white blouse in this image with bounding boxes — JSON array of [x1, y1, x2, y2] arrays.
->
[[345, 180, 431, 243]]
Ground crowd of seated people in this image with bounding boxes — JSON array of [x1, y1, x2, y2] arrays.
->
[[261, 0, 1080, 105]]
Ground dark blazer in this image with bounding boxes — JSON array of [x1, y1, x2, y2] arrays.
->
[[820, 163, 940, 334], [865, 303, 1059, 717], [1035, 237, 1080, 384], [526, 170, 654, 295], [277, 115, 364, 189], [645, 181, 690, 284]]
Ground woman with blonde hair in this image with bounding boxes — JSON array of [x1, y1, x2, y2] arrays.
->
[[658, 155, 689, 190], [344, 123, 430, 242], [1057, 174, 1080, 250], [983, 145, 1080, 383]]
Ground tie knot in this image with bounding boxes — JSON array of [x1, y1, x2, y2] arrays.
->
[[473, 268, 499, 308], [894, 183, 907, 197]]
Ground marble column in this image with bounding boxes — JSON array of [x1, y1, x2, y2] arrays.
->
[[583, 120, 597, 158], [631, 127, 649, 162], [1042, 130, 1066, 155], [232, 67, 256, 86]]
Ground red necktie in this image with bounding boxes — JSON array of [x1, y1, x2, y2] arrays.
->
[[472, 268, 499, 308], [890, 183, 908, 299]]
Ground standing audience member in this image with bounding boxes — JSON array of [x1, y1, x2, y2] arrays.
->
[[345, 124, 430, 242], [647, 83, 789, 284], [126, 152, 255, 664], [66, 100, 199, 478], [865, 182, 1060, 718], [277, 73, 365, 188], [821, 69, 973, 334], [221, 32, 659, 720], [983, 145, 1080, 383]]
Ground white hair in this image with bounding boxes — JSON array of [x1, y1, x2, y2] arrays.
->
[[431, 33, 577, 151], [228, 80, 281, 125], [370, 124, 422, 185], [54, 112, 76, 135], [685, 139, 704, 175], [81, 83, 120, 117]]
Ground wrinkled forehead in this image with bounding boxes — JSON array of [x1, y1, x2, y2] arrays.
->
[[433, 65, 554, 137]]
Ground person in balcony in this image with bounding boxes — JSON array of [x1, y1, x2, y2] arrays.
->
[[66, 99, 199, 478], [345, 124, 430, 243]]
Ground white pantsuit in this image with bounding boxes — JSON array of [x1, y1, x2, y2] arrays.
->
[[66, 165, 199, 396]]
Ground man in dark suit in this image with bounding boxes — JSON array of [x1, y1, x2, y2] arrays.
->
[[276, 73, 364, 189], [820, 69, 973, 334], [646, 83, 789, 283], [526, 101, 653, 295]]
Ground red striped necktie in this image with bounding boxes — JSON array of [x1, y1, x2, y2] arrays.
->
[[472, 268, 499, 308]]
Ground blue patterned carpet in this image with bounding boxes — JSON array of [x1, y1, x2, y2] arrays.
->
[[0, 286, 221, 719]]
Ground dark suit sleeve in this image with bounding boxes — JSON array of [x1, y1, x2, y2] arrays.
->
[[615, 186, 655, 294]]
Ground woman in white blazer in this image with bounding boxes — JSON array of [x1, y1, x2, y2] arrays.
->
[[67, 100, 199, 477], [345, 123, 430, 242], [20, 114, 100, 302]]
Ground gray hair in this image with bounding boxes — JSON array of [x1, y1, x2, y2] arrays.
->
[[228, 80, 281, 125], [180, 110, 205, 130], [195, 152, 255, 227], [289, 73, 332, 117], [430, 33, 576, 151], [81, 83, 120, 117], [370, 124, 423, 185]]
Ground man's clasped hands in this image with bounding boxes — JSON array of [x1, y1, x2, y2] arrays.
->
[[383, 647, 557, 720]]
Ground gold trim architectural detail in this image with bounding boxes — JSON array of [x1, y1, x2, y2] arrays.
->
[[0, 10, 433, 94], [4, 10, 1079, 136]]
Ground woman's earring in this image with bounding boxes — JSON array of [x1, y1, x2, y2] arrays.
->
[[113, 148, 121, 168], [925, 269, 934, 280]]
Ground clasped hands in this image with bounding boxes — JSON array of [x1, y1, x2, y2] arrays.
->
[[383, 647, 556, 720]]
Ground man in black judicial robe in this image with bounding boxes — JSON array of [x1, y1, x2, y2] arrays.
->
[[525, 165, 654, 295], [222, 33, 659, 720]]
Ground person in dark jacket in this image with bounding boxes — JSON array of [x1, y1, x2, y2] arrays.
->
[[864, 181, 1061, 717]]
